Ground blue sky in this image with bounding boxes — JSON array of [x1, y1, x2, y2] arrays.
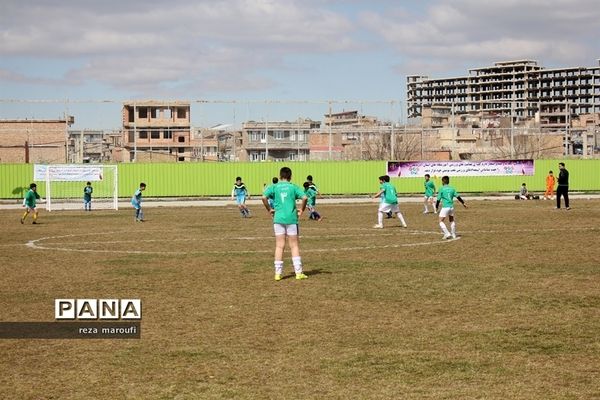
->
[[1, 0, 599, 128]]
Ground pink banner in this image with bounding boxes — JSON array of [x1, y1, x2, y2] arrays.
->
[[387, 160, 535, 177]]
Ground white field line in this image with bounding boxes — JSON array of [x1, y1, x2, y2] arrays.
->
[[23, 226, 599, 255]]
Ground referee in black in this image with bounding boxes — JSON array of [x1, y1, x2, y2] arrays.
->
[[556, 162, 570, 210]]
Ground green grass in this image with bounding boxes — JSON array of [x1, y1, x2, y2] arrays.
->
[[0, 200, 599, 399]]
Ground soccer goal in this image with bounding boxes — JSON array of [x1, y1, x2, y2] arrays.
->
[[34, 164, 118, 211]]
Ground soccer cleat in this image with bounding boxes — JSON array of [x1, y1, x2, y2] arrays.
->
[[423, 210, 429, 214], [451, 234, 457, 239], [295, 273, 308, 280], [274, 274, 282, 281], [402, 224, 408, 228], [442, 234, 451, 240], [32, 221, 37, 225], [373, 224, 384, 229], [20, 218, 24, 224]]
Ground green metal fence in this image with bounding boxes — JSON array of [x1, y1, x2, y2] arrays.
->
[[1, 160, 598, 199]]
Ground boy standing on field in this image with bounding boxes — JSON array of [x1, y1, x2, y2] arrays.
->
[[372, 175, 407, 229], [131, 183, 146, 222], [262, 167, 308, 281], [21, 183, 41, 224], [435, 176, 467, 239], [543, 170, 555, 200], [83, 181, 93, 211], [423, 174, 437, 214]]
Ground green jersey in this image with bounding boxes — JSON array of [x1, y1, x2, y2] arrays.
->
[[437, 185, 459, 208], [305, 187, 317, 207], [263, 181, 306, 225], [424, 180, 436, 197], [380, 182, 398, 205], [24, 189, 40, 208]]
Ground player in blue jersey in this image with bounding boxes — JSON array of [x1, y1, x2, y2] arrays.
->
[[131, 182, 146, 222], [231, 177, 251, 217]]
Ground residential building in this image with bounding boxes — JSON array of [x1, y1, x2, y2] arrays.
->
[[311, 110, 389, 160], [68, 130, 122, 163], [240, 119, 317, 162], [407, 60, 600, 128], [0, 118, 72, 163]]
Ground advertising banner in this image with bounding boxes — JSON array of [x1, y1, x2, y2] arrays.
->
[[34, 165, 104, 181], [387, 160, 535, 177]]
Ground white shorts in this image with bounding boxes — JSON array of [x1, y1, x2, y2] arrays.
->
[[438, 207, 455, 218], [273, 223, 299, 236], [424, 196, 434, 201], [378, 203, 400, 214]]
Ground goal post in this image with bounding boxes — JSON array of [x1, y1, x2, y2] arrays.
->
[[34, 164, 118, 211]]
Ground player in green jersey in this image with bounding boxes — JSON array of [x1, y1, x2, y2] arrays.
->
[[372, 175, 407, 229], [21, 183, 41, 224], [435, 176, 467, 239], [303, 181, 322, 221], [262, 167, 308, 281], [423, 174, 437, 214]]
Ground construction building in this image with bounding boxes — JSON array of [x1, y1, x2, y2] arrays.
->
[[407, 60, 600, 129], [122, 100, 213, 162]]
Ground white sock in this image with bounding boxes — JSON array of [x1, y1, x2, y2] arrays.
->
[[439, 221, 450, 235], [433, 203, 437, 213], [378, 212, 383, 225], [450, 222, 456, 235], [397, 212, 407, 227], [274, 261, 283, 275], [424, 205, 429, 212], [292, 256, 302, 274]]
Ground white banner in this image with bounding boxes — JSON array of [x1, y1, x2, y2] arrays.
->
[[34, 165, 104, 182]]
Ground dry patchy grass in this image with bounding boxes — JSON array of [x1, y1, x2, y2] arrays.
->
[[0, 200, 599, 399]]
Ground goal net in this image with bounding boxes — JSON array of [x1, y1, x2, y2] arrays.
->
[[34, 164, 118, 211]]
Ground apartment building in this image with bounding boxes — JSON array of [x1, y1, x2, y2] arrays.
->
[[407, 60, 600, 128], [240, 119, 317, 162], [68, 130, 122, 163], [311, 110, 389, 160], [0, 118, 72, 163]]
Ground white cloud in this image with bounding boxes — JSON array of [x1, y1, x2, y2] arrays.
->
[[361, 0, 600, 77], [0, 0, 357, 94]]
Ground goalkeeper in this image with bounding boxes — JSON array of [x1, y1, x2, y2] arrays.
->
[[21, 183, 41, 224]]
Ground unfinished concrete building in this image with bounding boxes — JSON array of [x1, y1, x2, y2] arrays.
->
[[122, 101, 194, 162], [407, 60, 600, 129]]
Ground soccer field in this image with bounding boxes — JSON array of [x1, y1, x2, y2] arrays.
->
[[1, 200, 599, 399]]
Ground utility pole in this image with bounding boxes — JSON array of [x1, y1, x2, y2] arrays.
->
[[390, 101, 395, 160], [133, 102, 137, 162], [328, 101, 333, 160], [564, 101, 569, 156], [510, 100, 515, 159], [265, 118, 269, 161]]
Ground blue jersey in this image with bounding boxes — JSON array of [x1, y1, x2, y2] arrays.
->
[[83, 186, 93, 201], [131, 188, 143, 208], [232, 183, 248, 204]]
